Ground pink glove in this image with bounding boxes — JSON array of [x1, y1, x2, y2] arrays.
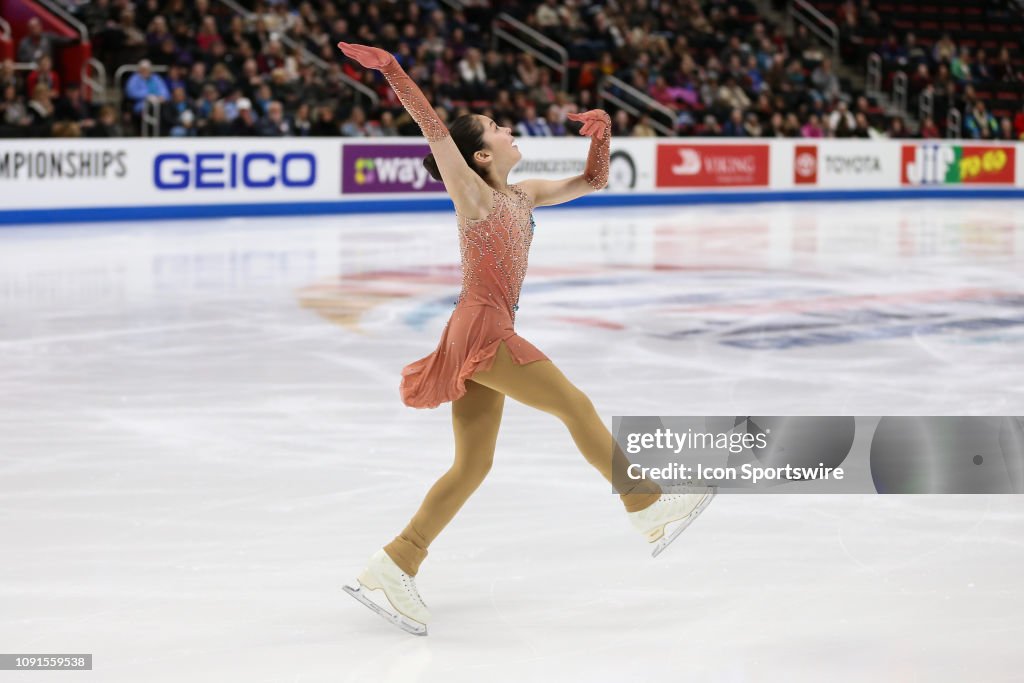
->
[[337, 41, 449, 142], [568, 109, 612, 190]]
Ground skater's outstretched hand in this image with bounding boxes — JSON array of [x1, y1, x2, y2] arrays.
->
[[336, 41, 394, 70], [567, 109, 611, 139]]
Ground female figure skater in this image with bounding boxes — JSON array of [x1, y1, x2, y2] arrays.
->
[[337, 41, 715, 636]]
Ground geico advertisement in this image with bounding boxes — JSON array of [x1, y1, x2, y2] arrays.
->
[[0, 139, 339, 209]]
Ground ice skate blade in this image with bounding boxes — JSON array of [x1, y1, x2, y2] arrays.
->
[[342, 581, 428, 636], [651, 489, 716, 558]]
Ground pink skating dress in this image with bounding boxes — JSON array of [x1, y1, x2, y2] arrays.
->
[[400, 183, 549, 409]]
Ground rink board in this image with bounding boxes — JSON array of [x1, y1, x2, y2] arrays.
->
[[0, 137, 1022, 224]]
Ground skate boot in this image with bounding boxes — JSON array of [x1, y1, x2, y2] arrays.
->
[[343, 549, 430, 636], [629, 486, 716, 558]]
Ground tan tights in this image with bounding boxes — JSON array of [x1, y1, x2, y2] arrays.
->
[[384, 340, 662, 576]]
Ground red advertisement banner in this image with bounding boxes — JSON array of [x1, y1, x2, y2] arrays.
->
[[794, 145, 818, 185], [656, 144, 770, 188]]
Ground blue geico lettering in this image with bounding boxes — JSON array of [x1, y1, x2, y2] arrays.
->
[[154, 152, 316, 189]]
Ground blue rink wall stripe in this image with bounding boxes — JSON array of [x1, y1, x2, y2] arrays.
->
[[3, 188, 1024, 225]]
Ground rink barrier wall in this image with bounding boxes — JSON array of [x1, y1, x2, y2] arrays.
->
[[0, 137, 1021, 225]]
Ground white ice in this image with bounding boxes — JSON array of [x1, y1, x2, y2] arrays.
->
[[1, 199, 1023, 682]]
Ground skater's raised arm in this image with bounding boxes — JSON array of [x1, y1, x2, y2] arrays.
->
[[519, 109, 612, 208], [337, 42, 491, 217]]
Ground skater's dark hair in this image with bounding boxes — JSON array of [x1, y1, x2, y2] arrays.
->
[[423, 114, 488, 184]]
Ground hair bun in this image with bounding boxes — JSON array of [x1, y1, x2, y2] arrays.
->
[[423, 153, 442, 182]]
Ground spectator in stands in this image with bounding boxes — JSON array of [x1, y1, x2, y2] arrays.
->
[[26, 55, 61, 99], [165, 85, 193, 129], [289, 103, 312, 136], [998, 117, 1016, 141], [196, 16, 222, 54], [200, 102, 232, 136], [800, 113, 823, 138], [124, 59, 169, 115], [170, 108, 197, 136], [632, 113, 657, 136], [951, 48, 974, 85], [932, 33, 957, 65], [340, 105, 379, 136], [230, 97, 257, 135], [964, 100, 998, 139], [722, 107, 745, 136], [766, 112, 785, 137], [992, 48, 1020, 83], [257, 100, 290, 136], [87, 105, 123, 137], [310, 105, 339, 136], [919, 116, 940, 139], [902, 33, 929, 69], [115, 6, 148, 66], [545, 104, 567, 136], [26, 83, 54, 129], [515, 54, 540, 91], [1, 83, 29, 127], [974, 50, 992, 83], [716, 75, 751, 111], [810, 58, 840, 103], [55, 82, 92, 126], [517, 102, 551, 135], [887, 116, 908, 139], [458, 47, 487, 100], [17, 18, 60, 63], [1015, 104, 1024, 139], [827, 100, 855, 136], [851, 112, 871, 138]]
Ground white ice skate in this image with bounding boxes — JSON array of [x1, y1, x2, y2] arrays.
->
[[342, 549, 430, 636], [629, 487, 716, 558]]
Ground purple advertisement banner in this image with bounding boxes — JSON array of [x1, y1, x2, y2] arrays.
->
[[341, 144, 446, 194]]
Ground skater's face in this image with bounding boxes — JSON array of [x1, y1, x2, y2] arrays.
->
[[473, 115, 521, 172]]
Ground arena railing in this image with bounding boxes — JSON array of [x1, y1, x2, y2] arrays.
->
[[919, 87, 934, 123], [866, 53, 882, 99], [946, 108, 962, 139], [492, 12, 569, 93], [788, 0, 839, 62], [596, 74, 675, 137], [892, 71, 908, 115], [213, 0, 379, 110]]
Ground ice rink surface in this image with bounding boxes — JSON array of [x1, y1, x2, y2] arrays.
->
[[1, 199, 1023, 682]]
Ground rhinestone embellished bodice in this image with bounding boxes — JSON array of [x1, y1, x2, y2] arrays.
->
[[452, 184, 536, 323]]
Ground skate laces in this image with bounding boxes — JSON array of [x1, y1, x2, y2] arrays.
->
[[400, 573, 428, 609]]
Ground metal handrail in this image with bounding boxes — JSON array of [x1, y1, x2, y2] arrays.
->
[[789, 0, 839, 60], [918, 88, 933, 123], [81, 57, 107, 103], [35, 0, 89, 43], [892, 71, 908, 114], [493, 12, 569, 92], [214, 0, 378, 108], [866, 53, 882, 97], [12, 61, 39, 71], [597, 74, 675, 136], [946, 108, 961, 138], [142, 97, 160, 137], [114, 62, 168, 85]]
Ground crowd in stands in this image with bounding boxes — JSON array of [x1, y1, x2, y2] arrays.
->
[[1, 0, 1022, 140]]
